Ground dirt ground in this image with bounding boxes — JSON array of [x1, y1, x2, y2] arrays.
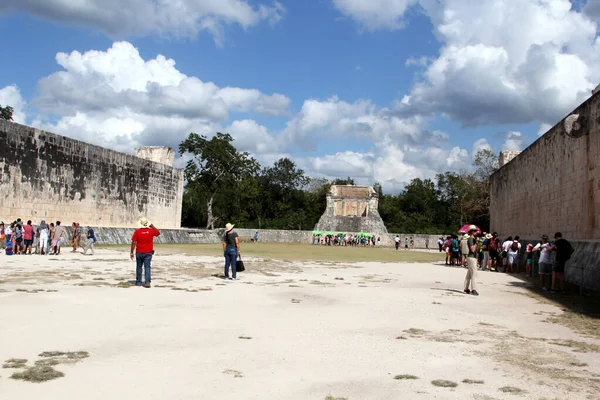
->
[[0, 245, 599, 400]]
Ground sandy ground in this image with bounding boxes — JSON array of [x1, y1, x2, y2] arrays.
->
[[1, 249, 599, 400]]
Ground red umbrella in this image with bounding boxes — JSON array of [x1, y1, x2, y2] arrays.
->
[[458, 224, 481, 234]]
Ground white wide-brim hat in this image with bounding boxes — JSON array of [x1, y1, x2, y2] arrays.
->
[[139, 217, 150, 227], [225, 223, 235, 232]]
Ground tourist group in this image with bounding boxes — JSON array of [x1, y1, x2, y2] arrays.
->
[[0, 219, 96, 256]]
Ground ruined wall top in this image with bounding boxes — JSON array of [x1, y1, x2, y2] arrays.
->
[[136, 146, 175, 167], [329, 185, 376, 198]]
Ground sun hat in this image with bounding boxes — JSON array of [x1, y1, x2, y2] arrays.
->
[[139, 217, 150, 227], [225, 223, 235, 232], [463, 234, 470, 239], [468, 224, 478, 232], [485, 233, 493, 239]]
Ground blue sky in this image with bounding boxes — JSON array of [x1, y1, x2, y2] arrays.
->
[[1, 0, 599, 192]]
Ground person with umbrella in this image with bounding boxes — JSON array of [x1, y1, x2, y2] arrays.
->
[[464, 225, 480, 296]]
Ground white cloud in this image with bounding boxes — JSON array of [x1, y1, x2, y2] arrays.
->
[[31, 42, 290, 152], [0, 0, 285, 45], [472, 138, 492, 156], [332, 0, 418, 31], [0, 85, 27, 124], [537, 122, 553, 136], [502, 131, 525, 151], [398, 0, 600, 126]]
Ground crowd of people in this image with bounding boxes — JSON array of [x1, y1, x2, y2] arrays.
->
[[438, 230, 574, 294], [312, 234, 381, 247], [0, 219, 97, 256]]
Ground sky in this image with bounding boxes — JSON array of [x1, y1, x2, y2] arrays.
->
[[1, 0, 599, 193]]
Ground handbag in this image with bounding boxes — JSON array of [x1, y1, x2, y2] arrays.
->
[[236, 254, 245, 272]]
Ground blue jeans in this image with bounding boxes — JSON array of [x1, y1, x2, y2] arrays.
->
[[224, 247, 238, 279], [136, 252, 153, 283]]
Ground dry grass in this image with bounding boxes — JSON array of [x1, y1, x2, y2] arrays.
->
[[463, 379, 485, 384], [394, 374, 419, 380], [403, 328, 428, 336], [498, 386, 526, 395], [291, 298, 301, 304], [238, 336, 252, 340], [222, 369, 243, 378], [324, 396, 348, 400], [11, 365, 65, 382], [3, 358, 27, 369], [548, 339, 600, 353], [431, 380, 458, 388], [101, 243, 446, 263]]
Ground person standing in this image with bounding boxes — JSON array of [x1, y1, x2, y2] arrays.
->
[[52, 221, 66, 255], [507, 236, 521, 273], [549, 232, 573, 293], [464, 225, 480, 296], [83, 226, 97, 255], [22, 220, 34, 255], [222, 223, 240, 280], [394, 235, 400, 251], [481, 233, 492, 271], [533, 235, 553, 291], [130, 217, 160, 288], [425, 237, 429, 250], [38, 221, 49, 255]]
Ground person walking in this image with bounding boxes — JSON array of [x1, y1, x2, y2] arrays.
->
[[463, 225, 480, 296], [222, 223, 240, 280], [130, 217, 160, 288], [83, 226, 97, 255], [23, 220, 35, 255], [52, 221, 66, 255], [549, 232, 573, 293], [394, 235, 400, 251]]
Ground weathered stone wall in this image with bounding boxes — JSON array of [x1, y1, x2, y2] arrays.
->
[[0, 120, 184, 228], [490, 93, 599, 241]]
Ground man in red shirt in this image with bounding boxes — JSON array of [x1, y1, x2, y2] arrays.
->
[[23, 220, 35, 255], [130, 217, 160, 288]]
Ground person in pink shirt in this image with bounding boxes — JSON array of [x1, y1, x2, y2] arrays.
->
[[22, 220, 35, 255]]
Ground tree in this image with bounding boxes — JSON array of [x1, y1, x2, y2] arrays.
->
[[473, 149, 499, 180], [179, 132, 259, 229], [0, 105, 14, 121], [331, 177, 355, 185]]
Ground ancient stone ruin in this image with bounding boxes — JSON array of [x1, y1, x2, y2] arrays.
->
[[314, 185, 388, 234]]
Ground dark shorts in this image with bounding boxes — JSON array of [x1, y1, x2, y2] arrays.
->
[[24, 239, 33, 247], [553, 260, 566, 273], [452, 251, 460, 259], [539, 262, 552, 275], [489, 250, 499, 259], [15, 237, 23, 244]]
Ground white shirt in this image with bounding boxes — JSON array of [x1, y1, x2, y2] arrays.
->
[[395, 237, 400, 243], [534, 242, 552, 264], [5, 227, 12, 236], [502, 240, 512, 252]]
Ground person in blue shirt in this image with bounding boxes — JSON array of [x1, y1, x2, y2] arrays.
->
[[83, 226, 97, 255], [252, 231, 259, 243]]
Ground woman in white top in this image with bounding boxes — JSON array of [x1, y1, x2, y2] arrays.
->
[[39, 221, 49, 255], [533, 234, 553, 290]]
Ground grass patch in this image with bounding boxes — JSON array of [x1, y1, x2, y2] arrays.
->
[[499, 386, 526, 395], [431, 380, 458, 388], [462, 379, 485, 384], [11, 366, 65, 382], [324, 396, 347, 400], [394, 374, 419, 380], [99, 243, 446, 263], [34, 359, 60, 367], [432, 301, 442, 305], [238, 336, 252, 340], [395, 335, 408, 340], [39, 351, 89, 360], [404, 328, 428, 336], [222, 369, 243, 378], [114, 282, 133, 288], [291, 298, 301, 303], [3, 358, 27, 369], [548, 339, 600, 353], [569, 361, 588, 367]]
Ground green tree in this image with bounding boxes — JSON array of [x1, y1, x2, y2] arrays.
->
[[179, 132, 259, 229], [0, 105, 14, 121]]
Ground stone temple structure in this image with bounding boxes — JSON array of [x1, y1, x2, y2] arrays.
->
[[314, 185, 388, 234]]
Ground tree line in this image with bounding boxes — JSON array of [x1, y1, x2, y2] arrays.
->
[[180, 132, 498, 234]]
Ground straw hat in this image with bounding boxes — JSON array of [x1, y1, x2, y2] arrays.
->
[[468, 224, 478, 232], [225, 223, 235, 232], [139, 217, 150, 227], [462, 234, 470, 239], [485, 233, 493, 239]]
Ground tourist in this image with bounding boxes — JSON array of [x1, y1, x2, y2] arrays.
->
[[52, 221, 66, 255], [425, 237, 429, 250], [38, 221, 49, 255], [377, 236, 381, 247], [549, 232, 573, 293], [451, 235, 460, 266], [0, 221, 5, 250], [460, 234, 470, 267], [4, 222, 13, 243], [438, 237, 444, 252], [525, 243, 534, 276], [507, 236, 521, 273], [444, 236, 452, 265], [22, 220, 35, 255], [404, 237, 409, 250], [252, 231, 259, 243], [83, 226, 97, 255], [47, 223, 54, 254], [481, 233, 492, 271], [533, 235, 552, 291], [394, 235, 400, 250], [71, 222, 84, 252], [130, 217, 160, 288], [501, 236, 513, 272], [488, 232, 501, 271], [463, 225, 479, 296], [409, 237, 414, 249], [13, 221, 23, 254], [222, 223, 240, 280]]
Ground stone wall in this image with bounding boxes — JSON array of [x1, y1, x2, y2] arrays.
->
[[0, 120, 184, 228], [490, 93, 599, 241]]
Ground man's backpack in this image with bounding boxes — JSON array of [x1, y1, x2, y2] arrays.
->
[[510, 241, 519, 252], [564, 241, 575, 261]]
